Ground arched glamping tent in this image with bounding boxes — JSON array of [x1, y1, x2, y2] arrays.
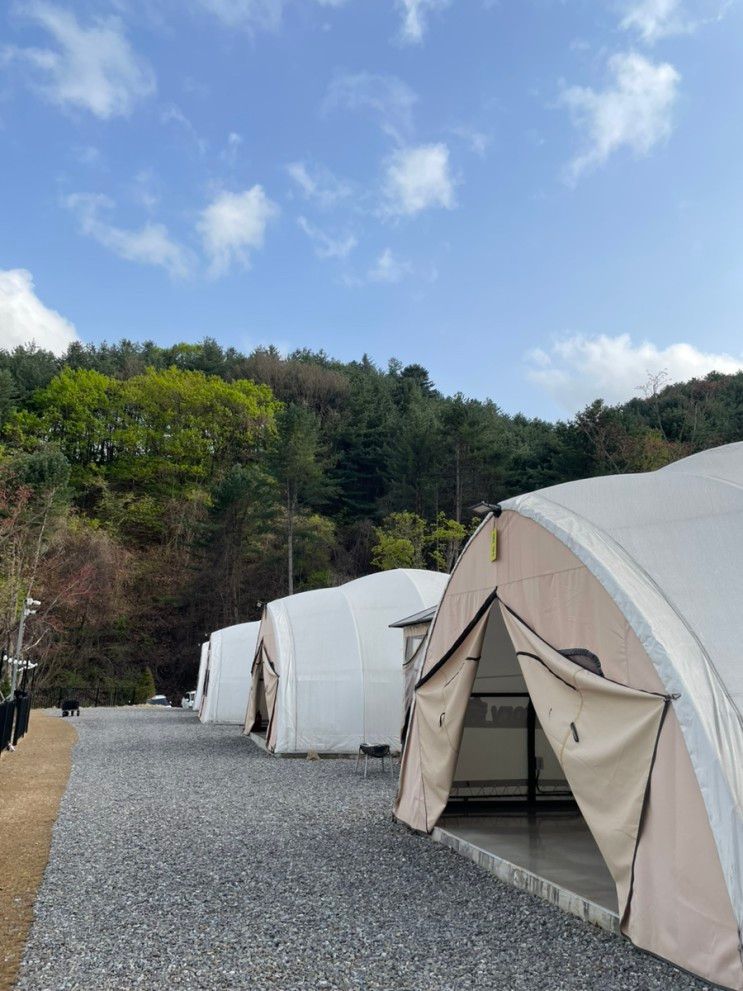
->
[[199, 622, 260, 724], [244, 569, 448, 754], [396, 443, 743, 990]]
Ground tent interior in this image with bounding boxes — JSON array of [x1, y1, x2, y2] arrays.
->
[[442, 598, 617, 914], [250, 660, 269, 738]]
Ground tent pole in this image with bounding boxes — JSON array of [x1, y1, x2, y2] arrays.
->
[[527, 700, 537, 813]]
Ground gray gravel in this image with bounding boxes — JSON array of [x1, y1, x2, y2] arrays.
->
[[17, 707, 708, 991]]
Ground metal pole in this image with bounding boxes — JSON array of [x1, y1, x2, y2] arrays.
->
[[527, 700, 537, 812], [10, 602, 28, 697]]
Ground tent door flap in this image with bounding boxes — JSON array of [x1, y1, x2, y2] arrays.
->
[[501, 602, 669, 925]]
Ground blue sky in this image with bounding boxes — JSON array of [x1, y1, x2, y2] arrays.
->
[[1, 0, 742, 419]]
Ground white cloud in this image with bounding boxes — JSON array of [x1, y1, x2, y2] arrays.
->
[[297, 217, 357, 259], [198, 186, 279, 276], [451, 125, 490, 157], [161, 105, 207, 154], [6, 2, 155, 119], [65, 193, 192, 278], [193, 0, 285, 31], [0, 269, 78, 355], [561, 51, 679, 181], [620, 0, 731, 43], [383, 143, 455, 216], [194, 0, 348, 30], [368, 248, 411, 283], [287, 161, 352, 209], [323, 71, 417, 143], [526, 333, 743, 412], [397, 0, 450, 44]]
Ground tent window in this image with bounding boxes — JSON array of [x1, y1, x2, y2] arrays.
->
[[559, 647, 603, 678]]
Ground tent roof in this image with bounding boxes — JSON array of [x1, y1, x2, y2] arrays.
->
[[389, 604, 437, 628], [504, 441, 743, 712]]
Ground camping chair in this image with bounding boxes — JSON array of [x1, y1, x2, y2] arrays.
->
[[355, 744, 392, 778]]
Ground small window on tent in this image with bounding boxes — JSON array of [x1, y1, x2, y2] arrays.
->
[[558, 648, 603, 678]]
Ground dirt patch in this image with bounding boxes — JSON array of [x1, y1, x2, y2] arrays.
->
[[0, 711, 76, 991]]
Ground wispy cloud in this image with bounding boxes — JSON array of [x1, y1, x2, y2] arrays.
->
[[527, 333, 743, 412], [560, 51, 679, 182], [192, 0, 285, 31], [161, 104, 207, 154], [367, 247, 412, 283], [297, 216, 357, 259], [620, 0, 732, 44], [5, 2, 155, 119], [65, 193, 192, 278], [323, 71, 417, 144], [287, 161, 352, 209], [382, 143, 456, 216], [193, 0, 349, 31], [198, 186, 279, 277], [0, 268, 78, 354], [396, 0, 450, 44]]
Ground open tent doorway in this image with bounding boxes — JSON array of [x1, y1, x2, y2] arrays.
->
[[448, 600, 572, 813], [440, 598, 619, 917]]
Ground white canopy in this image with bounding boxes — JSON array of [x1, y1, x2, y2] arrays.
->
[[199, 622, 260, 724], [245, 568, 448, 753]]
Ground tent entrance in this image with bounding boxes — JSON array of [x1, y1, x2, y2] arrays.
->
[[446, 603, 573, 815], [440, 600, 618, 917], [252, 666, 269, 737]]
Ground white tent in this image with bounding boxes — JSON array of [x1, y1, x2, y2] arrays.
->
[[244, 569, 448, 754], [199, 622, 260, 724], [396, 442, 743, 990], [194, 641, 210, 713]]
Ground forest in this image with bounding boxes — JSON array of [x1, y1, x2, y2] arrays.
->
[[1, 337, 742, 701]]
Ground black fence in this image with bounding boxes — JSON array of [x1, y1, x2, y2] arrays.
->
[[13, 692, 31, 745], [0, 698, 15, 750], [0, 691, 33, 752]]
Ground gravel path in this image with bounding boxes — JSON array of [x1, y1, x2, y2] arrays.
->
[[17, 708, 708, 991]]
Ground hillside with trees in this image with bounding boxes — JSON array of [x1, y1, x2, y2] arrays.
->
[[1, 338, 741, 701]]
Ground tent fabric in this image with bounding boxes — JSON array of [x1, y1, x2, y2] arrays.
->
[[194, 641, 210, 712], [503, 605, 669, 919], [395, 442, 743, 990], [243, 569, 448, 754], [199, 622, 260, 724]]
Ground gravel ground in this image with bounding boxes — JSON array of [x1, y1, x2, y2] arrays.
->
[[17, 707, 709, 991]]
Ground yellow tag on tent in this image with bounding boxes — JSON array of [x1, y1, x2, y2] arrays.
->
[[490, 528, 498, 562]]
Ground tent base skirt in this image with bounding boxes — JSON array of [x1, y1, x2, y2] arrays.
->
[[432, 813, 620, 934]]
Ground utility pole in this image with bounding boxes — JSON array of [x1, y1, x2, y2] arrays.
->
[[11, 595, 40, 696]]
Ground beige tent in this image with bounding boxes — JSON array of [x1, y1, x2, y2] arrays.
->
[[396, 442, 743, 990]]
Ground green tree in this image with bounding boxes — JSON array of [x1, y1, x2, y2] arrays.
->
[[371, 511, 427, 570], [134, 667, 157, 703], [269, 405, 333, 594]]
